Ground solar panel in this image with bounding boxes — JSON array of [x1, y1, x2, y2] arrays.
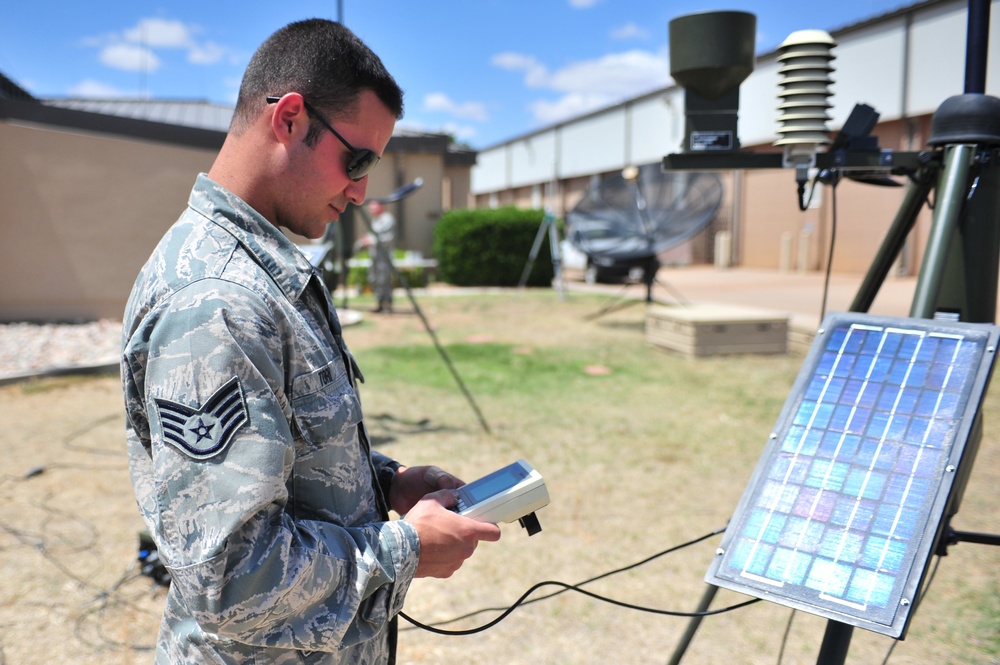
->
[[705, 312, 999, 638]]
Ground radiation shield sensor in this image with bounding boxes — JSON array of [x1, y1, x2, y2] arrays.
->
[[705, 313, 999, 638], [455, 460, 549, 534]]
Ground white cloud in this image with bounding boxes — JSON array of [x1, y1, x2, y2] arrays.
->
[[99, 43, 161, 73], [86, 17, 227, 74], [223, 76, 243, 104], [440, 121, 478, 141], [529, 92, 610, 124], [396, 118, 477, 142], [123, 18, 194, 49], [493, 47, 672, 125], [68, 79, 133, 98], [188, 41, 225, 65], [612, 22, 651, 40], [490, 52, 549, 88], [549, 49, 671, 97], [568, 0, 601, 7], [423, 92, 489, 122]]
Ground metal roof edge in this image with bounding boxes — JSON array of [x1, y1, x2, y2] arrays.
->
[[0, 97, 226, 150]]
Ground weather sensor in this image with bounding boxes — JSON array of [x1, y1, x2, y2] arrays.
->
[[774, 30, 837, 169], [706, 312, 999, 638]]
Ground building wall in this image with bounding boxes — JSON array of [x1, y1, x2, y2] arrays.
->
[[1, 118, 472, 322], [444, 163, 473, 211], [0, 121, 216, 322], [375, 150, 443, 257]]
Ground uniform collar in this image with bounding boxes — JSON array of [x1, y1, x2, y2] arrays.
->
[[188, 173, 318, 302]]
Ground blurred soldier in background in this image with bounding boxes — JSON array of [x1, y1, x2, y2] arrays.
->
[[367, 200, 396, 312]]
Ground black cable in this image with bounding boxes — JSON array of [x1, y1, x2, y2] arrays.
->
[[74, 566, 160, 652], [0, 499, 101, 589], [879, 554, 943, 665], [819, 170, 840, 323], [776, 609, 796, 665], [402, 525, 726, 631], [400, 526, 757, 636], [62, 412, 122, 455], [0, 411, 159, 657], [401, 583, 760, 636], [797, 167, 822, 212]]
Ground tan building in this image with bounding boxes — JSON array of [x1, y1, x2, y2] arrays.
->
[[0, 76, 475, 322]]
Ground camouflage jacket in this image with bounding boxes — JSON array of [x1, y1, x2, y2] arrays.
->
[[121, 174, 420, 664]]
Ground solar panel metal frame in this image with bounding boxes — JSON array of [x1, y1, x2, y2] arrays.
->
[[705, 312, 999, 638]]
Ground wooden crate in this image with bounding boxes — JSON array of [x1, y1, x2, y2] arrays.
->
[[646, 303, 788, 357]]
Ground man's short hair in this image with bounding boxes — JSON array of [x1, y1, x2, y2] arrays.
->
[[231, 19, 404, 140]]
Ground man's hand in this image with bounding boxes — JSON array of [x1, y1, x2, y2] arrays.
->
[[389, 465, 463, 515], [404, 489, 502, 578]]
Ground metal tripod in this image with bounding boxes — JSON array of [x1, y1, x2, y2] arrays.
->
[[519, 209, 565, 299]]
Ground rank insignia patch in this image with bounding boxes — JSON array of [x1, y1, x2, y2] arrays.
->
[[154, 377, 249, 459]]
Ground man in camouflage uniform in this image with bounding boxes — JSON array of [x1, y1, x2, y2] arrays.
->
[[366, 200, 395, 313], [121, 20, 500, 664]]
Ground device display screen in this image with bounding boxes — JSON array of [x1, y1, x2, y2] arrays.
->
[[465, 469, 520, 503]]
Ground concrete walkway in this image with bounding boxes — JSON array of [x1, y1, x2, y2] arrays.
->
[[563, 265, 921, 333]]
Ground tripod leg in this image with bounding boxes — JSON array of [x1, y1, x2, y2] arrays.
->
[[815, 621, 853, 665], [582, 282, 645, 321], [394, 271, 492, 434], [653, 277, 689, 306], [519, 217, 550, 288], [850, 166, 935, 313], [359, 208, 492, 434], [547, 216, 565, 300], [910, 144, 976, 319], [665, 584, 719, 665]]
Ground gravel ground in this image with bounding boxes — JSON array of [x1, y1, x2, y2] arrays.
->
[[0, 320, 121, 381]]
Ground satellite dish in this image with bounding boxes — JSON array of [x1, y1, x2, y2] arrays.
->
[[567, 164, 724, 292]]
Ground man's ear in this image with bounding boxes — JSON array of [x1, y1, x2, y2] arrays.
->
[[269, 94, 309, 145]]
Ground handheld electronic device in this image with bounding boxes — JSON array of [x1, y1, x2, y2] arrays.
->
[[454, 459, 549, 535]]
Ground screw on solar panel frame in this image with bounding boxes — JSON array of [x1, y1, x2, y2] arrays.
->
[[704, 312, 999, 639]]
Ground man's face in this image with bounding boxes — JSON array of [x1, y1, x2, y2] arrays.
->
[[278, 90, 396, 240]]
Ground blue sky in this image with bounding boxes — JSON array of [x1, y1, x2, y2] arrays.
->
[[1, 0, 913, 149]]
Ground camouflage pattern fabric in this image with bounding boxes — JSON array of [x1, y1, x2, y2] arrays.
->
[[121, 174, 420, 663]]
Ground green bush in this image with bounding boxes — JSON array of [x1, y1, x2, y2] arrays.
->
[[432, 207, 556, 287]]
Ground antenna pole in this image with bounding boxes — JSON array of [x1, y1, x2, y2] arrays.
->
[[965, 0, 990, 94]]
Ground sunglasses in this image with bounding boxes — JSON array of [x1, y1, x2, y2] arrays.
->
[[266, 95, 380, 181]]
